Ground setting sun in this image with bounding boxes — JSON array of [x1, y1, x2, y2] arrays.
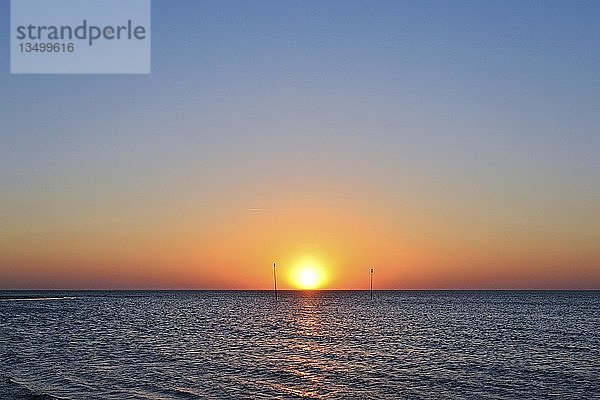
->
[[298, 268, 318, 289], [291, 261, 326, 290]]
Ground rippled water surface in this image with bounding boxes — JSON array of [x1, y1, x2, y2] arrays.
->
[[1, 291, 598, 399]]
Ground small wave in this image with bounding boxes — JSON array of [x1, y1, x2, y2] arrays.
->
[[6, 377, 70, 400], [0, 297, 77, 302]]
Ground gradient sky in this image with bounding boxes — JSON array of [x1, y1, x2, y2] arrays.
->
[[1, 1, 599, 289]]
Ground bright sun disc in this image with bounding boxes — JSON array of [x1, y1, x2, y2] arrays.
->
[[299, 269, 318, 288], [294, 264, 325, 290]]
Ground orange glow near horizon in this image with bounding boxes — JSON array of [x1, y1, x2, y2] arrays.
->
[[1, 185, 599, 290]]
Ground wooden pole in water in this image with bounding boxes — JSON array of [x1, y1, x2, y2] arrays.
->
[[273, 262, 278, 301], [370, 268, 374, 300]]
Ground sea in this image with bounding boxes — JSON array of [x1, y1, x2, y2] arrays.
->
[[0, 290, 598, 399]]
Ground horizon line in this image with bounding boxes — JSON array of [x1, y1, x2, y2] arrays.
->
[[1, 288, 599, 292]]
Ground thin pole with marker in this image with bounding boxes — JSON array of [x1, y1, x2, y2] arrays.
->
[[370, 268, 374, 300], [273, 262, 278, 301]]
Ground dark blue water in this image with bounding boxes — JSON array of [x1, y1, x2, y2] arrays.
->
[[0, 291, 598, 399]]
